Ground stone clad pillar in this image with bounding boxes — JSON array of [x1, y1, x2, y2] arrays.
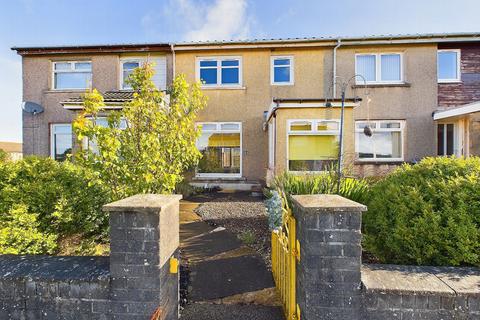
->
[[104, 194, 182, 320], [292, 194, 366, 320]]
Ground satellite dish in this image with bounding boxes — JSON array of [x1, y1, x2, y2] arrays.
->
[[22, 101, 44, 114]]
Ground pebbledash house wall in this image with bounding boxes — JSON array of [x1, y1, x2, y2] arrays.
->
[[21, 49, 173, 158], [334, 44, 438, 176], [174, 47, 332, 182], [175, 43, 439, 181]]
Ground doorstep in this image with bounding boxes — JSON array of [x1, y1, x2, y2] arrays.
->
[[190, 178, 262, 192]]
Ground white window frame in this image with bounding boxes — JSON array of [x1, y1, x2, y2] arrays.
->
[[355, 53, 404, 84], [195, 56, 243, 88], [437, 49, 461, 83], [50, 123, 72, 160], [119, 58, 144, 90], [195, 122, 242, 178], [52, 61, 92, 90], [286, 119, 340, 173], [271, 56, 294, 85], [355, 120, 405, 162], [437, 122, 461, 156]]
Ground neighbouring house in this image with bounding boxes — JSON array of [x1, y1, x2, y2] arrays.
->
[[12, 32, 480, 189], [0, 142, 22, 160]]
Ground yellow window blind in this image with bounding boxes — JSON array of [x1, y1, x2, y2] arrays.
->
[[207, 133, 240, 147], [289, 135, 338, 160]]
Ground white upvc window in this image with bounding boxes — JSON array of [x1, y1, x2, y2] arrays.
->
[[119, 56, 167, 90], [50, 123, 72, 161], [438, 49, 461, 83], [120, 59, 142, 89], [287, 119, 340, 172], [83, 117, 127, 154], [196, 122, 242, 178], [355, 120, 405, 161], [196, 57, 242, 88], [271, 56, 294, 85], [355, 53, 403, 84], [52, 61, 92, 90]]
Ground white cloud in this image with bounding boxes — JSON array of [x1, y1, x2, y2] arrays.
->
[[0, 54, 22, 142], [183, 0, 250, 41], [142, 0, 252, 42]]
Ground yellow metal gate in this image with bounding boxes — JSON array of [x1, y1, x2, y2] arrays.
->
[[271, 205, 300, 320]]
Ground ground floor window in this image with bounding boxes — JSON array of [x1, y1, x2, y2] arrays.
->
[[50, 123, 72, 161], [196, 122, 241, 177], [437, 123, 455, 156], [287, 119, 339, 172], [355, 120, 404, 161]]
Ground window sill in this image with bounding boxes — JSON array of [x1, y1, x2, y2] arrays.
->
[[200, 86, 246, 90], [354, 160, 404, 165], [193, 175, 244, 181], [351, 83, 411, 88], [45, 89, 88, 93], [271, 82, 294, 86], [438, 80, 462, 84]]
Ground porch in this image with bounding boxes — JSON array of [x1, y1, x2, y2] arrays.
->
[[433, 101, 480, 157]]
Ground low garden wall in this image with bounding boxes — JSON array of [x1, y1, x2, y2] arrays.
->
[[0, 194, 181, 320], [292, 194, 480, 320]]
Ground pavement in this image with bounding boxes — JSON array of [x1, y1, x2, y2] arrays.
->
[[179, 197, 284, 320]]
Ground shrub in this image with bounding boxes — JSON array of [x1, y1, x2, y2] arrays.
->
[[0, 156, 111, 254], [363, 157, 480, 267], [0, 205, 57, 254], [265, 190, 283, 230]]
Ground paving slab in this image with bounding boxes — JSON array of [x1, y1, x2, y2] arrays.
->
[[180, 221, 215, 242], [180, 303, 284, 320], [181, 229, 243, 262], [189, 255, 275, 301]]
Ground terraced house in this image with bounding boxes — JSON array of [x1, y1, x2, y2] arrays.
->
[[12, 32, 480, 188]]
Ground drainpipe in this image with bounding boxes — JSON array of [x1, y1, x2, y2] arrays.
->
[[332, 39, 342, 98], [170, 43, 176, 78]]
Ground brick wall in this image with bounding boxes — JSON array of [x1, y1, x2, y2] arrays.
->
[[292, 194, 480, 320], [438, 43, 480, 107], [0, 194, 181, 320]]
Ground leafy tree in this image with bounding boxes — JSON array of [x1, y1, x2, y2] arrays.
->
[[73, 63, 206, 199]]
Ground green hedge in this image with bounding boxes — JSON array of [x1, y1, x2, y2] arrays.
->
[[0, 157, 111, 254], [363, 157, 480, 267]]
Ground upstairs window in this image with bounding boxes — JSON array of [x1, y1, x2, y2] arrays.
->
[[356, 53, 403, 84], [271, 56, 294, 85], [197, 57, 242, 87], [53, 61, 92, 90], [121, 60, 141, 89], [355, 120, 404, 161], [438, 50, 460, 83], [120, 57, 167, 90]]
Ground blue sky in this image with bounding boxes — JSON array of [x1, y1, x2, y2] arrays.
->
[[1, 0, 480, 142]]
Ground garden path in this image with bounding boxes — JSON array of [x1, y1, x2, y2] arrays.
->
[[179, 193, 284, 320]]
